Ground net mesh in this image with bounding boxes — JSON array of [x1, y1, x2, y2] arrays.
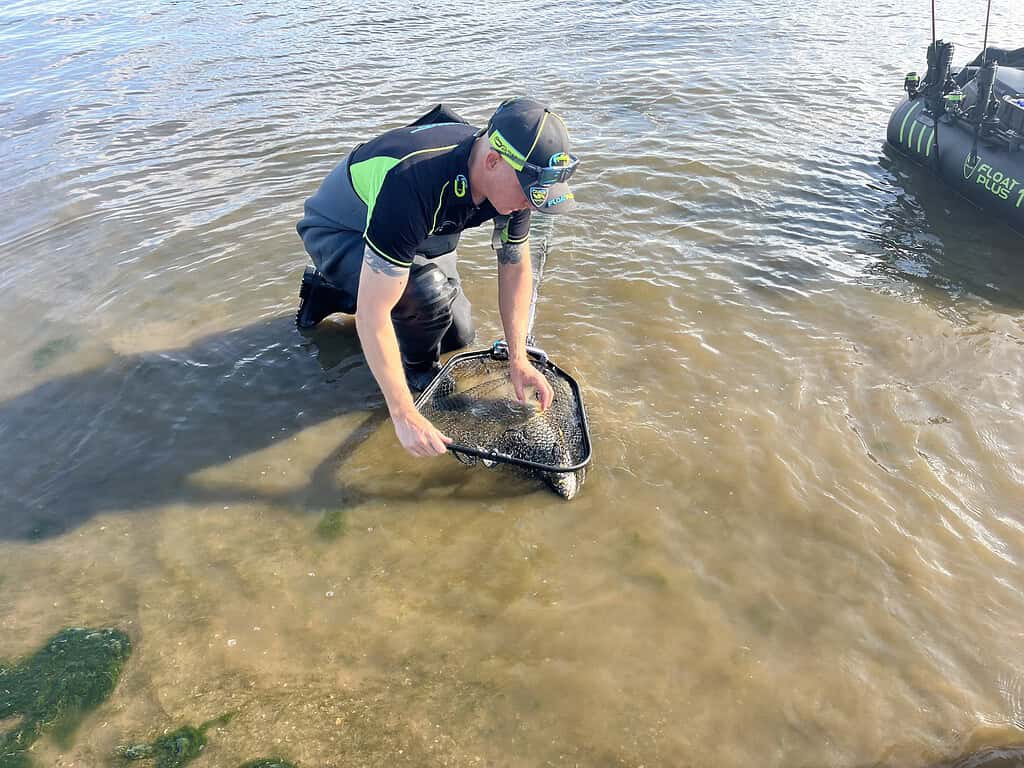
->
[[417, 353, 589, 499]]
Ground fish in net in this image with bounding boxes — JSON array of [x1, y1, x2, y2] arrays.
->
[[416, 348, 590, 499]]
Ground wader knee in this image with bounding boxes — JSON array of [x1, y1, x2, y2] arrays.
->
[[391, 263, 459, 367], [441, 290, 475, 353]]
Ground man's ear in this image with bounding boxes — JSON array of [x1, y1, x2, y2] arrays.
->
[[485, 150, 501, 170]]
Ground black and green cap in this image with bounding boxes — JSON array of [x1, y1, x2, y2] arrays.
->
[[483, 97, 578, 214]]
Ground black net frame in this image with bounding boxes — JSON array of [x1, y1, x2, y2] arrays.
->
[[413, 343, 592, 473]]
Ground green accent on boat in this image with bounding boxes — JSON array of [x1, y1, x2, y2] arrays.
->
[[899, 101, 920, 145]]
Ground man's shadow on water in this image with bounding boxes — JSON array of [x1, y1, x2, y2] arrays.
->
[[869, 147, 1024, 312], [0, 315, 505, 542]]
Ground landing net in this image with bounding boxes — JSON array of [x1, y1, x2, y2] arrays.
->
[[414, 346, 590, 499]]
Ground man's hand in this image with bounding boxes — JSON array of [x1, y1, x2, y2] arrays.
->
[[392, 408, 452, 457], [510, 359, 554, 410]]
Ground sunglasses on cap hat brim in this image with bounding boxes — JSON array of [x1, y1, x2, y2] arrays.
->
[[491, 146, 580, 186]]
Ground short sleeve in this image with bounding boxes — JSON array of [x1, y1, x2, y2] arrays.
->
[[362, 172, 429, 268], [501, 209, 531, 245]]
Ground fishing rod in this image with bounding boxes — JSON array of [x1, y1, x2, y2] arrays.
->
[[931, 0, 936, 53], [968, 0, 997, 165], [981, 0, 993, 65], [929, 0, 937, 168], [925, 0, 947, 171]]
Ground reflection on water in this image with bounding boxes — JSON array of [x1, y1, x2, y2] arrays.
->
[[1, 0, 1024, 765], [925, 747, 1024, 768], [871, 149, 1024, 311]]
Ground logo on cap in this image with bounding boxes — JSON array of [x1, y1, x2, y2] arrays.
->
[[489, 129, 526, 170], [530, 186, 549, 207]]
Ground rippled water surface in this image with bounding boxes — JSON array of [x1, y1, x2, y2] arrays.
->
[[2, 1, 1024, 766]]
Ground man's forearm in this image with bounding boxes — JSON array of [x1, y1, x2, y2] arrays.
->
[[355, 309, 417, 416], [354, 246, 419, 416], [497, 240, 532, 362]]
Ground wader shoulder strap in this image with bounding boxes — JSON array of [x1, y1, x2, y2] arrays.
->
[[407, 103, 471, 128]]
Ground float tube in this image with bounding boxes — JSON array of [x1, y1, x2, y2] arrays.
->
[[886, 43, 1024, 234]]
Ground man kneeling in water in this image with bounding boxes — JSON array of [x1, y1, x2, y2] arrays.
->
[[295, 98, 579, 458]]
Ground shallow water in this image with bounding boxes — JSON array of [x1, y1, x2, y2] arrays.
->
[[2, 1, 1024, 766]]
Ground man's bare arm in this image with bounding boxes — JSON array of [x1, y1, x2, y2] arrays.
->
[[496, 239, 526, 266], [363, 246, 408, 278], [496, 240, 532, 362], [496, 239, 554, 409], [355, 246, 450, 456]]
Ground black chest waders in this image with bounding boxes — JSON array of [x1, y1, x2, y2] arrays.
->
[[414, 234, 592, 500]]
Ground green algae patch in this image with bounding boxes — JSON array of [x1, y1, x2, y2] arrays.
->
[[0, 750, 30, 768], [0, 627, 132, 768], [118, 712, 234, 768], [31, 337, 79, 371], [316, 508, 348, 541]]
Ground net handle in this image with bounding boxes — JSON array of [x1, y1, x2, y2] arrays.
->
[[447, 441, 589, 473], [525, 235, 549, 347]]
